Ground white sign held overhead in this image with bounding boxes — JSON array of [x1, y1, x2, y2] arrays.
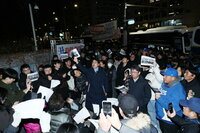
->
[[27, 72, 39, 82], [141, 55, 155, 66], [69, 48, 80, 58]]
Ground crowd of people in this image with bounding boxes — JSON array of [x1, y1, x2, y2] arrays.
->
[[0, 44, 200, 133]]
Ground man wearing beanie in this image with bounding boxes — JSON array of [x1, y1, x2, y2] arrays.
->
[[98, 94, 157, 133], [155, 68, 186, 133]]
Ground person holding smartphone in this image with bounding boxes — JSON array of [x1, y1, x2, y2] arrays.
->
[[155, 68, 186, 133], [98, 94, 157, 133], [167, 97, 200, 133]]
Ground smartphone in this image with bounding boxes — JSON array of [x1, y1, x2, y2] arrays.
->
[[168, 103, 173, 113], [102, 101, 112, 116]]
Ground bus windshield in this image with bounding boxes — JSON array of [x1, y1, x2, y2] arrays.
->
[[128, 31, 183, 50]]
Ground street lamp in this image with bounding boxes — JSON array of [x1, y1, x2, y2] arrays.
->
[[74, 4, 78, 8], [28, 3, 39, 51]]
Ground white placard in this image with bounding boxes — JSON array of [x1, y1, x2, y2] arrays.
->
[[27, 72, 39, 82], [73, 107, 90, 124], [107, 49, 112, 55], [107, 98, 119, 106], [119, 49, 126, 55], [12, 99, 45, 119], [141, 55, 155, 66], [70, 48, 80, 58], [115, 85, 128, 92], [37, 86, 54, 102], [60, 53, 68, 60], [50, 80, 60, 89], [92, 104, 100, 115]]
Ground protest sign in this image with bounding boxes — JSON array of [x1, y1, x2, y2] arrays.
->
[[115, 85, 128, 92], [60, 53, 68, 60], [27, 72, 39, 82], [73, 107, 90, 124], [107, 98, 119, 106], [92, 104, 100, 116], [37, 86, 54, 102], [12, 99, 45, 119], [141, 55, 155, 66], [50, 79, 60, 89], [55, 43, 84, 59], [69, 48, 80, 58]]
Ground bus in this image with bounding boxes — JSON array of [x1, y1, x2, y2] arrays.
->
[[128, 26, 200, 55]]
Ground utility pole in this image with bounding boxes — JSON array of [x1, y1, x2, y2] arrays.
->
[[29, 3, 38, 51], [123, 3, 127, 46]]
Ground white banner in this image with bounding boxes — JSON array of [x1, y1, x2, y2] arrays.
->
[[55, 43, 84, 59], [89, 21, 121, 40]]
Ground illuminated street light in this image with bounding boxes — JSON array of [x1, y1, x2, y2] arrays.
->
[[128, 19, 135, 25], [74, 4, 78, 8]]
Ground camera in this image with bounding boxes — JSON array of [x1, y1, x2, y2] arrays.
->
[[102, 101, 112, 116]]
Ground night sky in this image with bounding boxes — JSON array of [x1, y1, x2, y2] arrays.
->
[[0, 0, 65, 42]]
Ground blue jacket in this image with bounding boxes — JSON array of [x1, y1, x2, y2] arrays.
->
[[77, 63, 108, 111], [156, 79, 186, 124]]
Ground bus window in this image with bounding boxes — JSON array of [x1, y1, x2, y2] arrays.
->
[[183, 32, 191, 47], [194, 29, 200, 45]]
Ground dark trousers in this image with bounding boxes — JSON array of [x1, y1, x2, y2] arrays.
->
[[159, 120, 179, 133]]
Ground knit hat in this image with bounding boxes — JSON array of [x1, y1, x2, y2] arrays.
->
[[118, 94, 138, 117]]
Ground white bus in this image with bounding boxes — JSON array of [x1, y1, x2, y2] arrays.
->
[[128, 26, 200, 55]]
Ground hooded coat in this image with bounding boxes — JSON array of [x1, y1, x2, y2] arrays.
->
[[97, 113, 157, 133]]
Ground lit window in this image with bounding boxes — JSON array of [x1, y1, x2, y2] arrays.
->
[[150, 0, 154, 3]]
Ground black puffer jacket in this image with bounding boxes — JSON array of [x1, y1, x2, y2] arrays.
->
[[75, 74, 88, 94], [49, 108, 72, 133], [171, 115, 200, 133], [181, 78, 200, 98]]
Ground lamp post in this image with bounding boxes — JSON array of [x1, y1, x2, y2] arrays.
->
[[29, 3, 38, 51], [123, 3, 128, 46]]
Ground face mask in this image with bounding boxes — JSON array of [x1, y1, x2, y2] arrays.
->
[[107, 63, 112, 68]]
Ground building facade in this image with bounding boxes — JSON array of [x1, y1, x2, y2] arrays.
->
[[126, 0, 200, 31]]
